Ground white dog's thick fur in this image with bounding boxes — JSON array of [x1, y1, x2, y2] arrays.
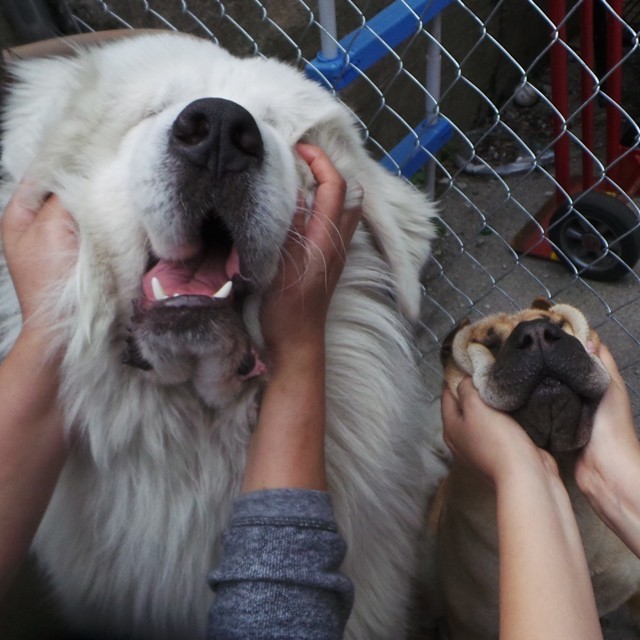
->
[[0, 33, 445, 639]]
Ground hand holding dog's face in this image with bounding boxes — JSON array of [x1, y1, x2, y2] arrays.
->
[[260, 144, 362, 360], [441, 298, 611, 452], [1, 187, 78, 325], [442, 379, 559, 484]]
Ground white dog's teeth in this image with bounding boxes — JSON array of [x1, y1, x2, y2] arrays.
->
[[151, 277, 168, 301], [212, 281, 233, 299]]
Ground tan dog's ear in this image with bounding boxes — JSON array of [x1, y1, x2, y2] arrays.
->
[[440, 317, 471, 367], [531, 297, 552, 311]]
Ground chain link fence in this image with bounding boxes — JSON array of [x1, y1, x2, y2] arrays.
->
[[26, 0, 640, 419]]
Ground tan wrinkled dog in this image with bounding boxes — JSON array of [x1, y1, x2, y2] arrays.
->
[[436, 297, 640, 639]]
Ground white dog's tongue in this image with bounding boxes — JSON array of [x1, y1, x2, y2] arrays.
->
[[143, 249, 240, 300]]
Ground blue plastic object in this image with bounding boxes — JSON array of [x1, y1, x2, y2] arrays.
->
[[305, 0, 454, 179], [306, 0, 453, 90], [380, 117, 452, 177]]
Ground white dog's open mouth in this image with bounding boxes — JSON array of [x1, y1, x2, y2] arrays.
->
[[143, 246, 242, 303], [121, 228, 266, 383]]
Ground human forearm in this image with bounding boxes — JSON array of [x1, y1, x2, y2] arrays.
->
[[497, 459, 602, 640], [442, 382, 603, 639], [574, 343, 640, 558], [0, 187, 76, 597], [247, 145, 358, 494], [241, 342, 327, 493], [578, 441, 640, 559], [0, 329, 68, 597]]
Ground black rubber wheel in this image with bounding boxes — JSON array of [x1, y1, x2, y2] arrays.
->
[[548, 191, 640, 281]]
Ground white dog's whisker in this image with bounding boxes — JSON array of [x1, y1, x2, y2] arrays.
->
[[273, 245, 308, 293], [309, 209, 347, 261], [302, 236, 329, 288]]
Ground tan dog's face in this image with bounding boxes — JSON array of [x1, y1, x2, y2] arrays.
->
[[441, 298, 611, 452]]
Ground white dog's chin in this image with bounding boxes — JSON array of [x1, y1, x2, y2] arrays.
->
[[0, 32, 445, 640], [125, 253, 266, 409]]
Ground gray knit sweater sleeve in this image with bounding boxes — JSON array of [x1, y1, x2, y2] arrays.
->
[[207, 489, 354, 639]]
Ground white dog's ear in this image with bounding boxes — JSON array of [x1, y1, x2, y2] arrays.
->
[[308, 116, 437, 321], [356, 160, 437, 321]]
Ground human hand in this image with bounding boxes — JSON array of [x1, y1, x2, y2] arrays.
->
[[260, 143, 362, 362], [575, 343, 640, 497], [1, 181, 78, 324], [442, 378, 558, 485]]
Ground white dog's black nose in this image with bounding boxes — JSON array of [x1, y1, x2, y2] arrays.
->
[[171, 98, 263, 178]]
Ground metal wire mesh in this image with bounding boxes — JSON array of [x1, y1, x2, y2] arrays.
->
[[56, 0, 640, 418]]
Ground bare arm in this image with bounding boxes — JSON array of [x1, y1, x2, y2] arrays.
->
[[575, 344, 640, 558], [241, 144, 361, 493], [442, 381, 603, 640], [0, 186, 77, 597]]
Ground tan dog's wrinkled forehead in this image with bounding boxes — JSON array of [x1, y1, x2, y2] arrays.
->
[[441, 297, 610, 452]]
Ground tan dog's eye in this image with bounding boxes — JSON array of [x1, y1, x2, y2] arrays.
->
[[477, 329, 502, 354], [548, 317, 570, 331], [484, 337, 502, 353]]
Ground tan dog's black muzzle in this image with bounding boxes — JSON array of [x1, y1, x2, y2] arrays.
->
[[498, 318, 604, 451]]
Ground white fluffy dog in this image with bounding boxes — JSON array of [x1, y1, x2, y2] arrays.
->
[[0, 32, 445, 639]]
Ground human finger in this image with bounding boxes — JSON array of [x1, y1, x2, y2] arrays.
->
[[591, 342, 634, 432], [441, 385, 463, 424], [1, 179, 48, 244], [441, 386, 463, 453], [266, 211, 308, 297], [442, 381, 500, 477], [593, 344, 631, 417], [296, 143, 346, 210], [456, 378, 529, 448], [456, 377, 481, 409], [281, 211, 308, 262], [41, 195, 79, 250], [595, 343, 625, 387], [296, 144, 348, 253]]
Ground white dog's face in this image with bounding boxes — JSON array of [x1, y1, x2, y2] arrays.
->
[[1, 32, 435, 410], [1, 34, 348, 404]]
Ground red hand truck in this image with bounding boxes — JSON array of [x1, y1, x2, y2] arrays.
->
[[511, 0, 640, 281]]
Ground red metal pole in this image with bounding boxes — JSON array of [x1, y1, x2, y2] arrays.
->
[[580, 0, 595, 190], [606, 0, 623, 177], [548, 0, 570, 195]]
